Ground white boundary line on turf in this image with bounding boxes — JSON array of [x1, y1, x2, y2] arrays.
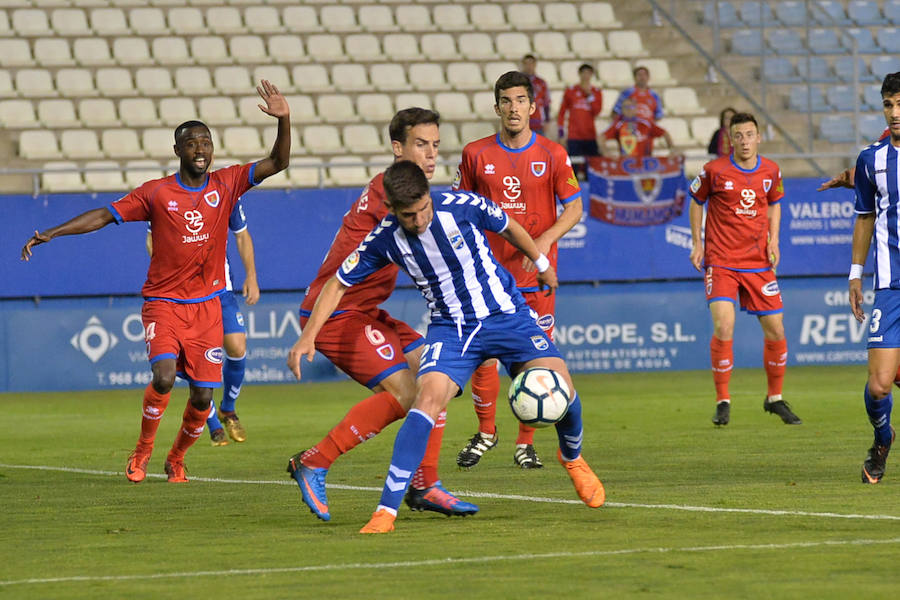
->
[[4, 463, 900, 523], [3, 536, 900, 587]]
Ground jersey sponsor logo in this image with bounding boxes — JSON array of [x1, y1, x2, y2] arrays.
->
[[763, 178, 772, 193], [376, 343, 395, 361], [530, 161, 547, 177], [690, 176, 702, 194], [502, 175, 522, 201], [342, 250, 360, 272], [448, 229, 464, 250], [530, 335, 549, 351], [204, 190, 220, 208], [484, 163, 495, 175], [761, 281, 780, 297], [705, 267, 714, 295], [167, 200, 179, 212], [536, 313, 555, 330], [735, 188, 758, 217], [205, 347, 225, 364], [184, 209, 204, 234]]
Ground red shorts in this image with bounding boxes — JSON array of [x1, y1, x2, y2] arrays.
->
[[522, 290, 557, 340], [302, 309, 424, 389], [142, 298, 224, 387], [704, 266, 783, 315]]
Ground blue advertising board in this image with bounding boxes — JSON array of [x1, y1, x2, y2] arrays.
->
[[0, 278, 872, 393], [1, 179, 862, 299]]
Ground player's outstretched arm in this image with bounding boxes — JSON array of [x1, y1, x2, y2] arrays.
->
[[21, 207, 115, 261], [500, 217, 558, 294], [287, 276, 348, 381], [817, 167, 855, 191], [252, 79, 291, 183], [688, 200, 704, 272], [849, 213, 875, 323], [235, 229, 260, 305]]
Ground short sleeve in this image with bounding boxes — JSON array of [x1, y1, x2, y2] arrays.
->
[[109, 182, 152, 223], [335, 233, 392, 287], [690, 163, 712, 205], [452, 147, 476, 192], [229, 199, 248, 233], [552, 146, 581, 205], [855, 151, 876, 214], [768, 167, 785, 205]]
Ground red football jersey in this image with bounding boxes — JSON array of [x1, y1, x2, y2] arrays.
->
[[453, 132, 581, 289], [691, 155, 784, 270], [557, 85, 603, 141], [301, 173, 399, 314], [110, 164, 256, 301], [603, 116, 667, 158]]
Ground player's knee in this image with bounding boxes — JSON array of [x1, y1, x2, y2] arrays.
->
[[151, 367, 176, 394], [223, 333, 246, 357], [189, 388, 213, 410], [868, 378, 893, 399]]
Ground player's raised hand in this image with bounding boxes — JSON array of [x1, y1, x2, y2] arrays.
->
[[21, 230, 50, 261], [817, 168, 854, 191], [287, 336, 316, 381], [257, 79, 289, 119], [849, 277, 865, 323], [536, 265, 558, 296]]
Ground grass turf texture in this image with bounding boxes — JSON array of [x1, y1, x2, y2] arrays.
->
[[2, 365, 900, 598]]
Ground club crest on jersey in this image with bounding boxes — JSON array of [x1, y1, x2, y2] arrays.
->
[[236, 312, 244, 327], [448, 230, 464, 250], [342, 250, 360, 272], [530, 161, 547, 177], [204, 190, 220, 208], [205, 347, 224, 364], [376, 343, 395, 361], [530, 335, 549, 351], [761, 281, 780, 297], [763, 179, 773, 193]]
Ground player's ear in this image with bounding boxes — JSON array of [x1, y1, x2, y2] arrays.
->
[[390, 140, 403, 160], [528, 102, 536, 116], [494, 104, 502, 118]]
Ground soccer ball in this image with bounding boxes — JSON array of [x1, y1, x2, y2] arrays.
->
[[508, 368, 570, 428]]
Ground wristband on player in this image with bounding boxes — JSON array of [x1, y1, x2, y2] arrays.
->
[[849, 264, 863, 280], [534, 253, 550, 273]]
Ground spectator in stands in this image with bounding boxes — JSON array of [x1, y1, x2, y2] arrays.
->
[[522, 54, 551, 135], [603, 97, 673, 158], [612, 65, 663, 123], [708, 107, 737, 157], [557, 63, 603, 179]]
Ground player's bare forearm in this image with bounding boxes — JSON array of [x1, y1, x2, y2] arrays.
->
[[21, 207, 115, 261], [542, 197, 583, 248], [500, 218, 543, 264], [817, 168, 855, 191], [253, 79, 291, 182], [235, 230, 260, 304], [849, 214, 874, 323], [688, 200, 704, 271], [767, 203, 781, 267], [288, 276, 347, 380]]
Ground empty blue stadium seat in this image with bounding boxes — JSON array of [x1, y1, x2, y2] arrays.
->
[[808, 29, 842, 54], [833, 56, 874, 83], [763, 57, 800, 83], [813, 0, 851, 25], [730, 29, 764, 55], [886, 0, 900, 25], [848, 0, 883, 25], [843, 28, 879, 54], [860, 114, 886, 142], [739, 1, 773, 26], [818, 115, 854, 143], [871, 56, 900, 80], [790, 85, 827, 112], [877, 27, 900, 54], [827, 85, 859, 111], [796, 56, 837, 82], [863, 85, 883, 111], [769, 29, 805, 55], [703, 1, 740, 26], [775, 1, 809, 26]]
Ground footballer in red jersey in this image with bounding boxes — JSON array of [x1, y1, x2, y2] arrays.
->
[[286, 108, 478, 522], [689, 112, 801, 427], [557, 64, 603, 178], [22, 80, 291, 483], [453, 71, 583, 469]]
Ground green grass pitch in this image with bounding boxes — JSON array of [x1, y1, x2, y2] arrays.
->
[[3, 365, 900, 598]]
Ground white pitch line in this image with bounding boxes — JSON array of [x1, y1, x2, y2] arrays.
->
[[3, 463, 900, 522], [3, 536, 900, 587]]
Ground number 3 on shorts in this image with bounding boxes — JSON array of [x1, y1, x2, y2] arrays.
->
[[870, 308, 882, 334]]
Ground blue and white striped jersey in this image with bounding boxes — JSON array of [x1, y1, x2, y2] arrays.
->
[[855, 139, 900, 290], [337, 191, 529, 324]]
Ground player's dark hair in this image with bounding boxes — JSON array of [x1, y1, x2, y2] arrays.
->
[[729, 112, 758, 131], [633, 65, 649, 77], [882, 72, 900, 98], [383, 160, 430, 209], [174, 120, 210, 143], [578, 63, 594, 74], [388, 108, 441, 144], [494, 71, 534, 104], [522, 53, 536, 61]]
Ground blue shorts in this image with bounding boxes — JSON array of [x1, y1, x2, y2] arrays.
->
[[417, 308, 562, 393], [868, 289, 900, 349], [220, 291, 246, 336]]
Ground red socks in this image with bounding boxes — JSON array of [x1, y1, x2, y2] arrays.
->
[[137, 383, 170, 451], [302, 391, 406, 469], [411, 410, 446, 489], [471, 362, 500, 436], [764, 338, 788, 398], [167, 402, 211, 464], [710, 336, 733, 402]]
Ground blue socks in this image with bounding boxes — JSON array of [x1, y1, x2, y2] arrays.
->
[[220, 353, 245, 414], [865, 384, 894, 447], [555, 392, 584, 461], [378, 409, 434, 512]]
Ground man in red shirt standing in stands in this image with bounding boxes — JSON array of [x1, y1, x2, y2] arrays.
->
[[612, 65, 664, 123], [557, 63, 603, 179], [522, 54, 551, 135], [21, 80, 291, 483]]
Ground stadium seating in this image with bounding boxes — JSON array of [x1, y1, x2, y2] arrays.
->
[[79, 99, 119, 128], [768, 29, 806, 55], [38, 99, 79, 128], [56, 69, 96, 98], [658, 117, 692, 147], [662, 87, 704, 116], [763, 57, 800, 84], [813, 0, 851, 25], [84, 160, 127, 192], [818, 114, 855, 143], [739, 1, 774, 27], [774, 1, 807, 26], [789, 85, 827, 112], [102, 129, 144, 159], [117, 99, 159, 129], [848, 0, 883, 26], [795, 56, 836, 82], [826, 85, 859, 112], [887, 0, 900, 25], [0, 100, 39, 128], [42, 161, 84, 192], [833, 56, 874, 83], [843, 28, 879, 54], [730, 30, 764, 55], [34, 39, 74, 67]]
